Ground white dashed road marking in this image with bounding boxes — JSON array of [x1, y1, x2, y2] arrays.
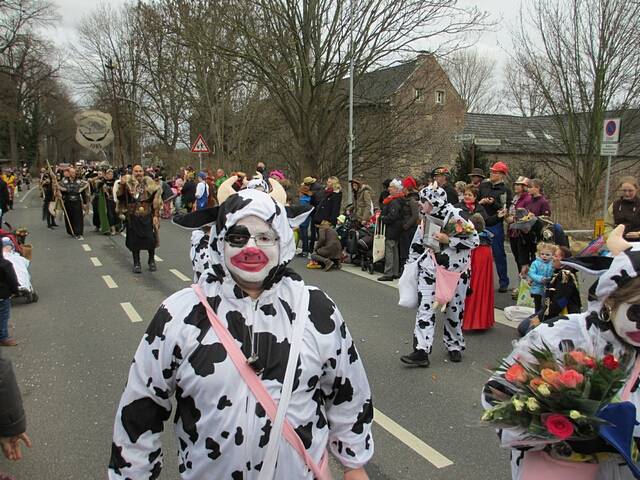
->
[[102, 275, 118, 289], [18, 186, 37, 203], [154, 255, 163, 262], [120, 302, 143, 323], [374, 408, 454, 468], [82, 244, 92, 252], [170, 269, 190, 282], [90, 257, 102, 267]]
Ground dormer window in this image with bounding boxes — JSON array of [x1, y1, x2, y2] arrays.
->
[[415, 88, 424, 103], [435, 90, 445, 105]]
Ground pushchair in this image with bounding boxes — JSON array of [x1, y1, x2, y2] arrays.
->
[[355, 223, 385, 275], [2, 236, 38, 303]]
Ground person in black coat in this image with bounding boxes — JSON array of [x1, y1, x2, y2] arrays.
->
[[312, 177, 342, 226], [0, 348, 31, 462], [180, 175, 197, 212], [378, 179, 406, 281], [455, 184, 500, 227]]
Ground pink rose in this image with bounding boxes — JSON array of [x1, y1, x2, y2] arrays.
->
[[557, 369, 584, 389], [544, 414, 574, 440]]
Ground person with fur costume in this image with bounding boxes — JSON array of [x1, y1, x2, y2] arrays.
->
[[109, 185, 373, 480], [482, 225, 640, 479], [116, 164, 163, 274], [400, 182, 479, 367]]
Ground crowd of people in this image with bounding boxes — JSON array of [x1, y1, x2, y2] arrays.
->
[[1, 155, 640, 479]]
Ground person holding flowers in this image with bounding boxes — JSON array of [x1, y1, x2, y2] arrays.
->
[[482, 225, 640, 479]]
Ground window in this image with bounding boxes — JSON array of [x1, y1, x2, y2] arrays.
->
[[435, 90, 445, 105], [526, 130, 537, 139], [415, 88, 424, 102]]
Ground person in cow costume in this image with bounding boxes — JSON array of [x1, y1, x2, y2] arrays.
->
[[109, 181, 374, 479], [400, 182, 479, 367], [482, 225, 640, 479]]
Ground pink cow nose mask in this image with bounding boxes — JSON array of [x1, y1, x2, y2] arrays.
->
[[230, 247, 270, 273]]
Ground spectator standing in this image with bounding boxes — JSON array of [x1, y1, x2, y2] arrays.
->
[[505, 176, 533, 278], [378, 178, 391, 208], [527, 242, 555, 314], [526, 178, 551, 217], [303, 176, 325, 251], [432, 166, 459, 205], [454, 181, 466, 203], [194, 172, 209, 211], [479, 162, 512, 292], [399, 176, 419, 271], [468, 168, 485, 188], [378, 179, 405, 281], [605, 176, 640, 240], [40, 172, 56, 229], [255, 161, 269, 179], [0, 177, 8, 227], [214, 168, 227, 188], [1, 348, 32, 465], [313, 176, 342, 226], [349, 175, 373, 224], [0, 244, 19, 346], [297, 184, 313, 257], [180, 174, 196, 212]]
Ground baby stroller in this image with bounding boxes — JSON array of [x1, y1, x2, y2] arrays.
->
[[2, 237, 38, 303], [356, 223, 385, 275]]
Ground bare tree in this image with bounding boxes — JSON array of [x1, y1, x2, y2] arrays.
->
[[0, 0, 57, 56], [217, 0, 492, 178], [501, 58, 549, 117], [443, 48, 500, 113], [512, 0, 640, 216]]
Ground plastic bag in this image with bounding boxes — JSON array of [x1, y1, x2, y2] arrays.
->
[[516, 278, 535, 308], [372, 222, 385, 263], [398, 261, 419, 308]]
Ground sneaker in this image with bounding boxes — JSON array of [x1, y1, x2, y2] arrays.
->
[[400, 350, 430, 367], [323, 261, 334, 272], [448, 350, 462, 363], [76, 235, 84, 240], [148, 261, 157, 272], [0, 337, 18, 347], [133, 264, 142, 274], [377, 275, 394, 281]]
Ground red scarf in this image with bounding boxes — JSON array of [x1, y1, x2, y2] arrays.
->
[[464, 200, 475, 212], [383, 192, 405, 205]]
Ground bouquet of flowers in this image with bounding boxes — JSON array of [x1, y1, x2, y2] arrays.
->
[[482, 343, 632, 444], [442, 219, 475, 238]]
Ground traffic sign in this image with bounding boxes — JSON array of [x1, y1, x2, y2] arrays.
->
[[600, 143, 619, 156], [474, 138, 501, 146], [602, 118, 621, 143], [454, 134, 475, 142], [191, 134, 210, 153]]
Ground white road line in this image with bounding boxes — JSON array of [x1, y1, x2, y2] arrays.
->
[[82, 244, 92, 252], [18, 186, 37, 203], [374, 408, 453, 468], [120, 302, 143, 322], [339, 263, 517, 329], [120, 232, 126, 238], [90, 257, 102, 267], [154, 255, 163, 262], [170, 269, 190, 282], [102, 275, 118, 289]]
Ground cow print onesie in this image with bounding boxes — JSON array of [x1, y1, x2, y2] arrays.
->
[[190, 229, 211, 282], [482, 239, 640, 479], [407, 185, 479, 354], [109, 189, 374, 479]]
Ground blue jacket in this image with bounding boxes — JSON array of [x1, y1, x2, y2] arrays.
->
[[299, 194, 312, 228], [528, 258, 554, 295]]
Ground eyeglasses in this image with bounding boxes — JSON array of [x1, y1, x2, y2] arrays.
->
[[223, 232, 279, 247]]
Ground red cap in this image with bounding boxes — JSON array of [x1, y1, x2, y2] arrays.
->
[[402, 176, 417, 190], [490, 162, 509, 174]]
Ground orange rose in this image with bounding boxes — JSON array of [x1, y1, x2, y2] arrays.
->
[[541, 368, 561, 388], [557, 369, 584, 389], [568, 351, 586, 363], [505, 363, 528, 383]]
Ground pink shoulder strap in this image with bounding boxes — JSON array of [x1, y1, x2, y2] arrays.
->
[[621, 355, 640, 401], [191, 285, 329, 479]]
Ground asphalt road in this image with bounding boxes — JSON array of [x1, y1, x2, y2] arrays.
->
[[1, 189, 523, 480]]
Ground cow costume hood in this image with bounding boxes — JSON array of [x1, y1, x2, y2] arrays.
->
[[174, 188, 311, 290], [419, 182, 449, 218]]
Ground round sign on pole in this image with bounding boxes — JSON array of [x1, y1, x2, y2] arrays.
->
[[602, 118, 621, 143], [606, 121, 617, 137]]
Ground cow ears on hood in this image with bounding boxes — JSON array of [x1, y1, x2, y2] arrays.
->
[[561, 256, 613, 275], [172, 207, 219, 229], [286, 205, 313, 228]]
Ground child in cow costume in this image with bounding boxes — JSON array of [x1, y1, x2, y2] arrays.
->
[[482, 225, 640, 479], [109, 187, 374, 480], [400, 183, 479, 367]]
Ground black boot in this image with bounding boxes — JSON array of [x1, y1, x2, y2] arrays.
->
[[400, 349, 430, 367], [448, 350, 462, 363], [148, 260, 157, 272], [133, 264, 142, 274]]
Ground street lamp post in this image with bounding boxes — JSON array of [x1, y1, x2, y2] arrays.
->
[[347, 0, 355, 204]]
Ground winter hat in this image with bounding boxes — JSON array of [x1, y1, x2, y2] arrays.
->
[[198, 171, 207, 179], [389, 179, 403, 190], [490, 162, 509, 174], [402, 176, 417, 190], [303, 176, 316, 185], [468, 168, 486, 179], [431, 166, 450, 177], [514, 176, 529, 186], [269, 170, 285, 181]]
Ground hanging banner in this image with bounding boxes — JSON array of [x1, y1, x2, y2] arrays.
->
[[74, 110, 115, 153]]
